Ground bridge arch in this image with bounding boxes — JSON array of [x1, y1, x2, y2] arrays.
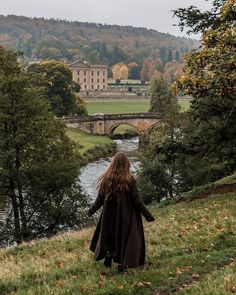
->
[[146, 121, 162, 135], [108, 122, 140, 137]]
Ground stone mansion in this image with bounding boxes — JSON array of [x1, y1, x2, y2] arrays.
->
[[69, 60, 108, 91]]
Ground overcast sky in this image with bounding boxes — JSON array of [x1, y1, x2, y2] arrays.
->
[[0, 0, 212, 37]]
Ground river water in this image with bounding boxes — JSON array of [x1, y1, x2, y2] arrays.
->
[[79, 137, 140, 200], [0, 137, 140, 222]]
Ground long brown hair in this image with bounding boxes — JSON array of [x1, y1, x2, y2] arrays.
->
[[97, 152, 133, 201]]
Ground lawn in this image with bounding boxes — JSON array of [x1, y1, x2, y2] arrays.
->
[[86, 99, 191, 114], [86, 100, 150, 114], [66, 128, 116, 163], [0, 188, 235, 294]]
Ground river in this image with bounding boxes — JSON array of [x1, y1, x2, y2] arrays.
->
[[0, 137, 140, 222], [79, 137, 140, 200]]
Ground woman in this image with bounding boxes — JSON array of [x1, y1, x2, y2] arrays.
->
[[88, 152, 155, 272]]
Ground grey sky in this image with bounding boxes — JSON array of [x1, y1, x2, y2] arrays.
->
[[0, 0, 212, 37]]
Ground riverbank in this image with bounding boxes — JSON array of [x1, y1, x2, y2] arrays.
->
[[66, 128, 117, 166], [0, 185, 235, 294]]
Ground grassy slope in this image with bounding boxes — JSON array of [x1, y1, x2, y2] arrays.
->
[[66, 128, 116, 163], [0, 191, 235, 294]]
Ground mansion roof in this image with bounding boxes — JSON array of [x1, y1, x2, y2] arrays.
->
[[69, 60, 107, 69]]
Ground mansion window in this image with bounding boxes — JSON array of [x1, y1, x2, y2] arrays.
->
[[84, 70, 86, 75], [97, 71, 99, 76], [92, 71, 94, 76], [103, 79, 105, 83], [97, 85, 100, 89], [97, 78, 99, 83], [103, 85, 105, 89], [84, 78, 86, 82], [77, 70, 80, 75], [84, 85, 87, 90], [92, 85, 94, 89], [103, 71, 105, 76], [92, 78, 94, 83]]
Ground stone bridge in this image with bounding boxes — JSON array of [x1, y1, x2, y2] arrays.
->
[[61, 113, 162, 136]]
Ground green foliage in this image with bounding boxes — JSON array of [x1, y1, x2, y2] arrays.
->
[[27, 61, 87, 116], [138, 99, 184, 203], [140, 0, 236, 203], [0, 47, 89, 246], [149, 76, 176, 113], [173, 0, 227, 35], [175, 0, 236, 167], [137, 157, 172, 203]]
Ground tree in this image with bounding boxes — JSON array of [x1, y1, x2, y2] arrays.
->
[[140, 58, 160, 82], [128, 62, 141, 79], [174, 0, 236, 168], [162, 61, 184, 84], [112, 63, 121, 80], [175, 50, 180, 62], [138, 99, 184, 203], [149, 76, 176, 113], [119, 64, 129, 80], [0, 47, 89, 246], [28, 61, 87, 117], [173, 0, 227, 35]]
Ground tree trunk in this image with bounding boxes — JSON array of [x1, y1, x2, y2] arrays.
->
[[9, 179, 22, 244], [15, 146, 27, 240]]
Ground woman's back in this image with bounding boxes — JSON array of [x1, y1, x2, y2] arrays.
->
[[88, 152, 155, 271]]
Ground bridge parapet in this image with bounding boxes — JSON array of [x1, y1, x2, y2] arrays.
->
[[60, 112, 161, 123], [59, 112, 162, 135]]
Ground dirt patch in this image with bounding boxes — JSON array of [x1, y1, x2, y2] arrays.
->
[[188, 183, 236, 201]]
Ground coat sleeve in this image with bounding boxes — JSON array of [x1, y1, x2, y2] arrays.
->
[[88, 192, 104, 217], [130, 179, 155, 222]]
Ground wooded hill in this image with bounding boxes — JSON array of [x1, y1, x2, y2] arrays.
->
[[0, 15, 198, 67]]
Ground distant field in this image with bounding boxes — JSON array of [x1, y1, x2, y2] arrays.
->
[[87, 100, 149, 114], [86, 98, 191, 114]]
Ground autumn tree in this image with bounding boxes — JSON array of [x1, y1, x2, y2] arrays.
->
[[112, 63, 129, 80], [174, 0, 236, 168], [112, 63, 121, 80], [119, 64, 129, 79], [28, 61, 87, 117], [140, 58, 157, 82], [0, 47, 89, 245], [163, 61, 184, 84]]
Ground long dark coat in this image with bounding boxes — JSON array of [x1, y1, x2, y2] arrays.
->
[[88, 178, 155, 268]]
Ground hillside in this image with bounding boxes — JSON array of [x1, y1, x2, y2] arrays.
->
[[0, 15, 198, 67], [0, 176, 235, 294]]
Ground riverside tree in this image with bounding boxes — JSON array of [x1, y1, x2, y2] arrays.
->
[[0, 47, 89, 246], [149, 75, 176, 113], [174, 0, 236, 170], [28, 61, 87, 117], [138, 0, 236, 203], [138, 97, 184, 203]]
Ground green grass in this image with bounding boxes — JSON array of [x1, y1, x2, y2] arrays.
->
[[86, 99, 191, 114], [66, 128, 116, 163], [0, 192, 235, 294], [215, 171, 236, 185], [86, 100, 150, 114]]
